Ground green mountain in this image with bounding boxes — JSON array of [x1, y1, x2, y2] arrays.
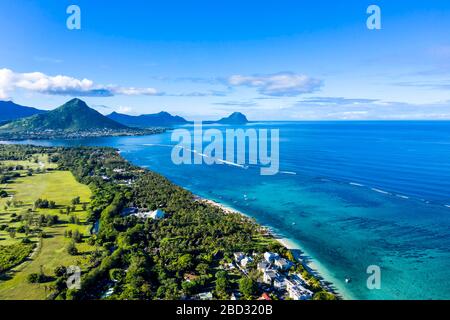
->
[[107, 111, 189, 128], [217, 112, 248, 124], [0, 98, 128, 133]]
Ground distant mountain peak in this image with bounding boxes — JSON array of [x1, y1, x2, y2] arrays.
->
[[61, 98, 90, 109], [0, 99, 127, 133], [217, 112, 249, 124]]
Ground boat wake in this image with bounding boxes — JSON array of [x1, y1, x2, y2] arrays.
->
[[280, 171, 297, 175]]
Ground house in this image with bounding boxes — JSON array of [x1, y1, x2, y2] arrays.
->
[[257, 293, 272, 301], [196, 292, 213, 300], [184, 273, 199, 283], [257, 261, 269, 272], [263, 270, 278, 285], [286, 277, 313, 300], [273, 275, 287, 290], [149, 209, 165, 219], [113, 168, 125, 173], [287, 284, 313, 300], [133, 209, 165, 220], [274, 258, 293, 271], [230, 292, 241, 300], [263, 252, 279, 263], [233, 252, 245, 263], [240, 256, 253, 268]]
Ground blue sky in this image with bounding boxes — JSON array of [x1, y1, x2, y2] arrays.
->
[[1, 0, 450, 120]]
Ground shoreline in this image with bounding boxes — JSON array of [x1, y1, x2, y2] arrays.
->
[[197, 196, 352, 300]]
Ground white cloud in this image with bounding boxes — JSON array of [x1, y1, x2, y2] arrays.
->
[[227, 72, 323, 96], [298, 97, 380, 105], [0, 68, 160, 99], [113, 87, 158, 96]]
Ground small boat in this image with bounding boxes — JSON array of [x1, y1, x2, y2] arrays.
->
[[345, 278, 351, 284]]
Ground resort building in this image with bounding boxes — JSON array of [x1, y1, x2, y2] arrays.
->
[[287, 284, 313, 300], [234, 252, 246, 263], [263, 252, 280, 263], [240, 256, 253, 268], [257, 293, 272, 301], [263, 270, 278, 285], [286, 277, 313, 300], [133, 209, 166, 219], [273, 276, 287, 290], [149, 209, 165, 219], [274, 257, 293, 270], [257, 261, 270, 272], [196, 292, 213, 300]]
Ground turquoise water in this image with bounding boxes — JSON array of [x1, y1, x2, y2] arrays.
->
[[5, 121, 450, 300]]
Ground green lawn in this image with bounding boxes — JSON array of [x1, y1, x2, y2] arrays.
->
[[0, 154, 58, 171], [0, 159, 94, 300]]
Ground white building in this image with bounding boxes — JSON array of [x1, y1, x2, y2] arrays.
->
[[150, 209, 165, 219], [287, 285, 313, 300], [263, 252, 279, 263], [196, 292, 213, 300], [240, 256, 253, 268], [286, 277, 313, 300], [263, 270, 278, 285], [133, 209, 165, 219], [274, 258, 293, 271], [257, 261, 269, 272], [233, 252, 245, 263], [273, 276, 287, 290]]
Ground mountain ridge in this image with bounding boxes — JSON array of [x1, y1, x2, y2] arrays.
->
[[0, 100, 46, 122], [107, 110, 188, 128], [216, 112, 249, 124]]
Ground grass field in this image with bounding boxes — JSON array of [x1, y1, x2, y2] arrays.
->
[[0, 157, 94, 300]]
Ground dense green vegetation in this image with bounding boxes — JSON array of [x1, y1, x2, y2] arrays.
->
[[0, 243, 34, 273], [0, 148, 94, 299], [0, 144, 334, 300]]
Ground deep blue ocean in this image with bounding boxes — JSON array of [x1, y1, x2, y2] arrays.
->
[[5, 121, 450, 300]]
